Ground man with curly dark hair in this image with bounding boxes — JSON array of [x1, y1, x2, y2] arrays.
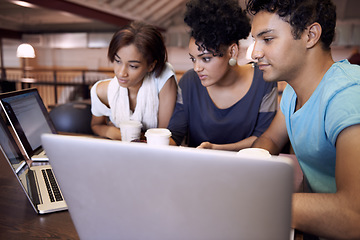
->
[[247, 0, 360, 239], [167, 0, 278, 151]]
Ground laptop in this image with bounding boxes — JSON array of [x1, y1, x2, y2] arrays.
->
[[0, 111, 67, 214], [42, 133, 294, 240], [0, 88, 57, 161]]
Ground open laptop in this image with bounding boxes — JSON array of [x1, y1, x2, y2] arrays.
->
[[0, 88, 57, 161], [42, 133, 294, 240], [0, 110, 67, 214]]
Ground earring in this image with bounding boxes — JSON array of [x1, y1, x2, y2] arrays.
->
[[229, 58, 237, 66]]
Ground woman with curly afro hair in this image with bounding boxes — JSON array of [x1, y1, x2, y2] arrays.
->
[[167, 0, 278, 151]]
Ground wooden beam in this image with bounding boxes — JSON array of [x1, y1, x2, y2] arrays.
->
[[0, 28, 22, 39], [23, 0, 132, 27]]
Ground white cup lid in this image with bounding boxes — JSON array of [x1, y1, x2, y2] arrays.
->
[[145, 128, 171, 137], [236, 148, 271, 158]]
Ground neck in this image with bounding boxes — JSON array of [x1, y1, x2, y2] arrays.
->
[[289, 49, 334, 109], [128, 80, 143, 96], [213, 64, 251, 88]]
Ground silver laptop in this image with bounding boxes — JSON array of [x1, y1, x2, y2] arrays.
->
[[0, 88, 57, 161], [0, 112, 67, 214], [42, 133, 294, 240]]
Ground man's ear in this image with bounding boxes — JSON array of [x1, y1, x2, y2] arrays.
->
[[306, 22, 322, 49]]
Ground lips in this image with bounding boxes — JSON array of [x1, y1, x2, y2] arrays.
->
[[198, 74, 207, 81], [117, 78, 128, 84], [257, 63, 270, 71]]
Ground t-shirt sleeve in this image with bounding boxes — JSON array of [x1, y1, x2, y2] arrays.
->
[[167, 101, 188, 145], [167, 71, 191, 145], [325, 84, 360, 145], [252, 81, 278, 137]]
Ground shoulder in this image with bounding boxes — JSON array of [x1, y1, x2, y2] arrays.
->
[[175, 70, 201, 102], [90, 79, 113, 115], [325, 61, 360, 113], [91, 79, 112, 105], [178, 69, 198, 88], [154, 62, 176, 91], [321, 60, 360, 99], [326, 60, 360, 83], [97, 79, 111, 95], [156, 63, 176, 81], [91, 79, 111, 94]]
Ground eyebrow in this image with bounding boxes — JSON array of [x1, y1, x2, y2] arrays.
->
[[115, 54, 141, 63], [256, 29, 274, 38], [188, 52, 209, 58]]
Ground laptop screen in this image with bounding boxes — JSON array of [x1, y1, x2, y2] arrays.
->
[[0, 109, 44, 211], [0, 109, 26, 173], [1, 108, 67, 214], [0, 88, 56, 156]]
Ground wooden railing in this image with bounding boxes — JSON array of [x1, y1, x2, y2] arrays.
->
[[0, 67, 186, 110], [0, 67, 114, 109]]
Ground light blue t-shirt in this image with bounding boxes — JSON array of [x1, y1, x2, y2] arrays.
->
[[281, 60, 360, 193]]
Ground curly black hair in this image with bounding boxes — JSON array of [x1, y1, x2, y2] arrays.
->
[[184, 0, 251, 56], [246, 0, 336, 50]]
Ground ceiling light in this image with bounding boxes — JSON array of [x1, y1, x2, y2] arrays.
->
[[17, 43, 36, 58], [11, 1, 37, 8]]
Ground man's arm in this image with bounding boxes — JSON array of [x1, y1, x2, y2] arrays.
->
[[251, 110, 289, 155], [292, 124, 360, 239]]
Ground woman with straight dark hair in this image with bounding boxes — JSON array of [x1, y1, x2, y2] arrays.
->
[[90, 21, 178, 140]]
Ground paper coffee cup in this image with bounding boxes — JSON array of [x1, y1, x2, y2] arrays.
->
[[145, 128, 171, 145], [119, 121, 142, 142]]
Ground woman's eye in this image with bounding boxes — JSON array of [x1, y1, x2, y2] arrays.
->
[[189, 57, 195, 63], [130, 65, 139, 69], [203, 57, 211, 62], [114, 59, 121, 63]]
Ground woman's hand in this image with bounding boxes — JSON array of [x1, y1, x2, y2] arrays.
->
[[91, 115, 122, 140], [197, 141, 214, 149]]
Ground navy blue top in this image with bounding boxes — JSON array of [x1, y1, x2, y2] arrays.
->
[[167, 65, 277, 147]]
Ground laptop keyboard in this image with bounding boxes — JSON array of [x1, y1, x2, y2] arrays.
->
[[41, 169, 63, 202]]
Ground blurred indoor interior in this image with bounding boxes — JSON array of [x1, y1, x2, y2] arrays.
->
[[0, 0, 359, 107]]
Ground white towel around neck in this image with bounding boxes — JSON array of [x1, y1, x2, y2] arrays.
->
[[108, 74, 159, 130]]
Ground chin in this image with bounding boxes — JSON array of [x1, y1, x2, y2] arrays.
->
[[202, 77, 221, 87], [118, 83, 129, 88], [262, 73, 278, 83], [200, 80, 212, 87]]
